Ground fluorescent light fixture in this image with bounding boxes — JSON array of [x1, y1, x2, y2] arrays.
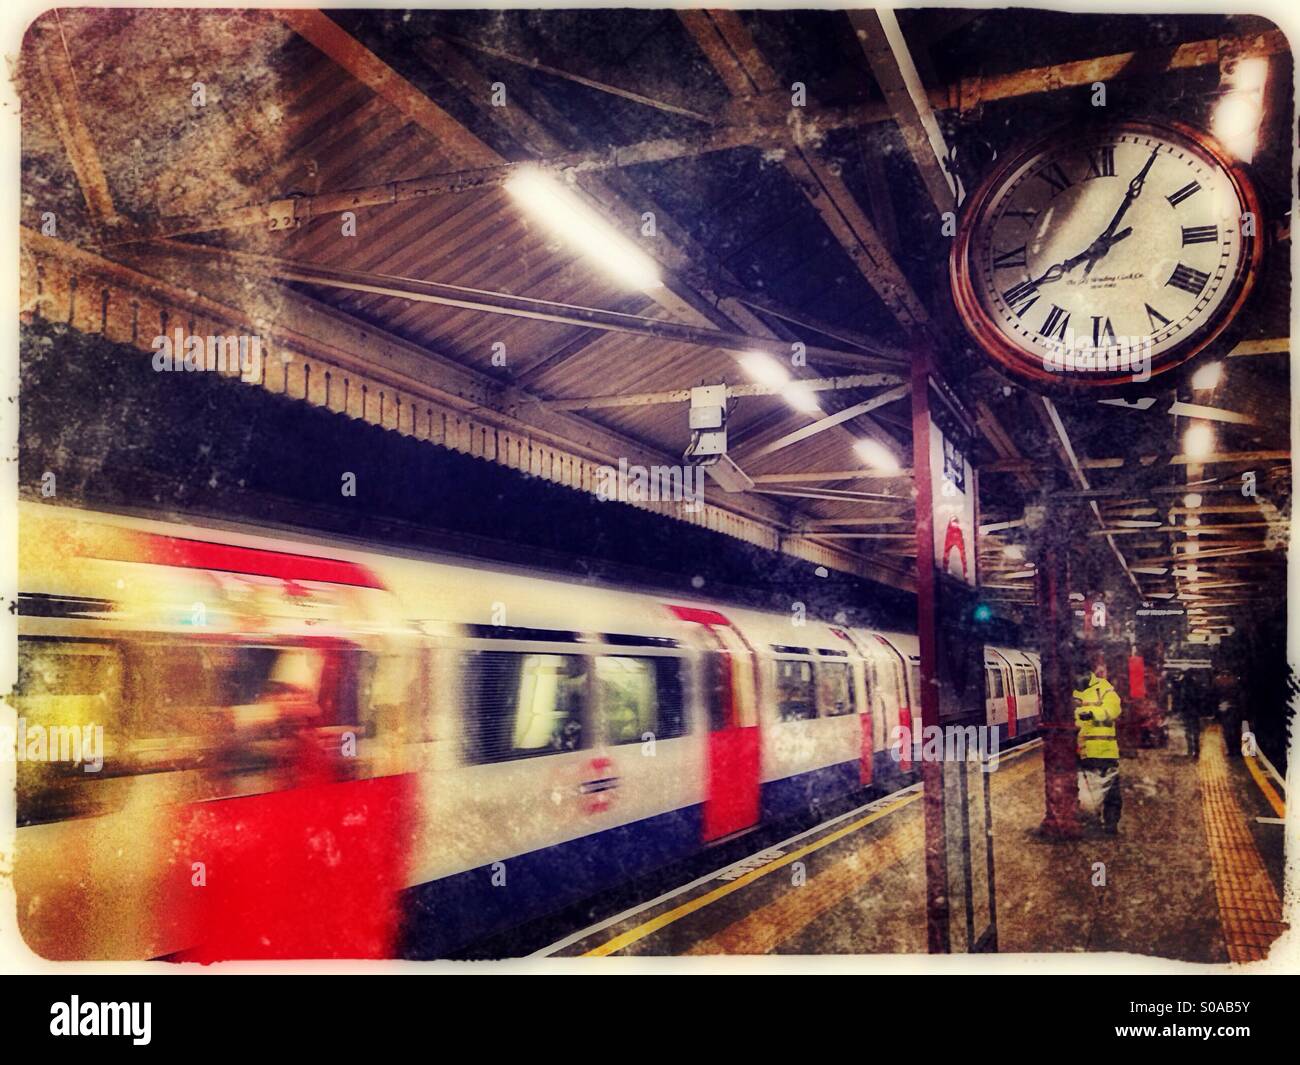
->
[[738, 351, 820, 414], [1185, 516, 1202, 527], [505, 168, 662, 290], [1112, 519, 1162, 528], [1002, 544, 1025, 560], [1233, 56, 1270, 94], [854, 438, 901, 474], [1190, 360, 1223, 391], [1183, 493, 1202, 508], [739, 350, 788, 389], [782, 383, 821, 414], [1183, 423, 1215, 460], [1212, 58, 1268, 163]]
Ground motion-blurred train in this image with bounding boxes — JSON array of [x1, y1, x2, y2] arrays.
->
[[13, 501, 1040, 959]]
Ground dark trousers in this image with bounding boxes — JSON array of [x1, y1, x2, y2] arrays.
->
[[1079, 758, 1122, 830], [1182, 714, 1200, 758]]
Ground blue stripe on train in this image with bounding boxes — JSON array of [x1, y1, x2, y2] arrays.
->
[[399, 757, 903, 958], [400, 803, 703, 958]]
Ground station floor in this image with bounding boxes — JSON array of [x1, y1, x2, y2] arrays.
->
[[545, 723, 1288, 960]]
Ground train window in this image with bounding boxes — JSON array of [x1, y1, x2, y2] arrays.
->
[[702, 651, 733, 732], [1029, 669, 1040, 695], [775, 659, 817, 721], [462, 652, 587, 763], [15, 639, 126, 827], [987, 668, 1004, 699], [1015, 666, 1030, 697], [909, 664, 921, 710], [597, 656, 686, 744], [816, 660, 854, 717]]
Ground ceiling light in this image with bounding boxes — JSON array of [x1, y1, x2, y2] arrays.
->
[[1183, 423, 1215, 461], [1002, 544, 1025, 560], [783, 383, 822, 414], [1190, 360, 1223, 391], [1212, 58, 1268, 163], [738, 351, 820, 414], [505, 168, 662, 290], [1183, 493, 1202, 508], [854, 438, 901, 474], [1185, 516, 1201, 527], [1112, 519, 1162, 528]]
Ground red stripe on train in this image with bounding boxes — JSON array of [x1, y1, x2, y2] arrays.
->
[[666, 604, 732, 627], [122, 531, 386, 589]]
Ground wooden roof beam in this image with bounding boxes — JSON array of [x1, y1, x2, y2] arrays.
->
[[849, 10, 957, 210], [679, 9, 930, 332], [30, 13, 119, 230], [751, 385, 911, 459], [531, 373, 904, 411]]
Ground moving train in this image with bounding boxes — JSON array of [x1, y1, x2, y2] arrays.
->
[[13, 500, 1040, 959]]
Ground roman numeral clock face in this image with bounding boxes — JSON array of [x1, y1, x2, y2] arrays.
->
[[951, 120, 1261, 387]]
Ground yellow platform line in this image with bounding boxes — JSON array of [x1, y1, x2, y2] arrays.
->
[[582, 791, 923, 956], [1244, 750, 1286, 819], [687, 754, 1040, 954], [583, 740, 1042, 957], [1198, 723, 1287, 963]]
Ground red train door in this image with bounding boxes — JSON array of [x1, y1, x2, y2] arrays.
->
[[668, 606, 760, 842]]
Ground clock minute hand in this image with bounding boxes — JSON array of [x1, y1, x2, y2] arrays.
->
[[1084, 147, 1159, 275]]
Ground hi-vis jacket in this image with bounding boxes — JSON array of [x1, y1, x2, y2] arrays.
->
[[1073, 673, 1122, 760]]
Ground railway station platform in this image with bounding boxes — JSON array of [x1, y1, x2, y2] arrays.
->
[[542, 723, 1288, 962]]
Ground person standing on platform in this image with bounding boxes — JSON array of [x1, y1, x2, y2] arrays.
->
[[1073, 652, 1124, 834], [1176, 670, 1202, 759], [1214, 670, 1243, 758]]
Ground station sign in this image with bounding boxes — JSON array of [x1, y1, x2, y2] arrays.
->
[[928, 403, 977, 589]]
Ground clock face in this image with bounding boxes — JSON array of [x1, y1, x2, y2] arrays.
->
[[951, 120, 1261, 387]]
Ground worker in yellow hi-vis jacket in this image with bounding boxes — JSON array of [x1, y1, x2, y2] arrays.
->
[[1073, 657, 1123, 834]]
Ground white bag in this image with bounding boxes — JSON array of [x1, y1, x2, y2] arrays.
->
[[1078, 765, 1116, 815]]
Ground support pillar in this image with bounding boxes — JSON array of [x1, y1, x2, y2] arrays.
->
[[1037, 527, 1082, 838], [910, 345, 950, 952]]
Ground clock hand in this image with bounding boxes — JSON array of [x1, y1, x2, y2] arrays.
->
[[1030, 226, 1133, 286], [1084, 147, 1159, 275]]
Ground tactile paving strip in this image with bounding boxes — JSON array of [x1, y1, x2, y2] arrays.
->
[[1198, 723, 1287, 962]]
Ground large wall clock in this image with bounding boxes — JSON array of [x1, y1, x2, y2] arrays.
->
[[950, 118, 1262, 388]]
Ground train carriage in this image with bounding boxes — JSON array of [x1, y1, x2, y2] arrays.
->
[[14, 501, 1042, 960]]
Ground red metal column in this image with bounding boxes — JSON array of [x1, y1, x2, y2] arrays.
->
[[910, 346, 951, 952], [1037, 529, 1082, 838]]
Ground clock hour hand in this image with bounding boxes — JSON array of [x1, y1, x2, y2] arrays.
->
[[1031, 226, 1133, 286]]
